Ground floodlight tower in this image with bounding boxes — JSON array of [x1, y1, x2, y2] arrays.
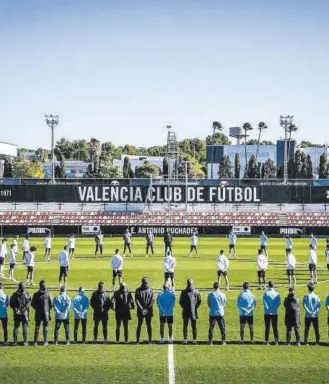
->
[[45, 114, 59, 184], [166, 125, 178, 180], [280, 115, 294, 184]]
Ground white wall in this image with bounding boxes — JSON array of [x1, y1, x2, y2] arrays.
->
[[0, 142, 17, 157]]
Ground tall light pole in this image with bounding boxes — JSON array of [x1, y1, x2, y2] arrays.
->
[[183, 160, 195, 211], [45, 114, 59, 184], [280, 115, 293, 184]]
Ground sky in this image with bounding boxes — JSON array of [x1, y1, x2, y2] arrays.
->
[[0, 0, 328, 150]]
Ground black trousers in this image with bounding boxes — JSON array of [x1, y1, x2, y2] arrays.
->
[[304, 317, 320, 343], [208, 316, 226, 341], [165, 244, 172, 254], [146, 244, 154, 255], [136, 316, 152, 341], [74, 318, 87, 342], [95, 244, 103, 255], [13, 318, 28, 343], [34, 319, 49, 342], [94, 319, 108, 340], [123, 244, 132, 254], [54, 319, 70, 342], [183, 317, 197, 340], [0, 318, 8, 343], [286, 324, 300, 343], [116, 318, 129, 342], [264, 314, 279, 342]]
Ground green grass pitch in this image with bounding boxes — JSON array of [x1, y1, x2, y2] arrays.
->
[[0, 236, 329, 384]]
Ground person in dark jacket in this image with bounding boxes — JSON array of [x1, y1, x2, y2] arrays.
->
[[135, 277, 154, 344], [10, 282, 31, 346], [284, 287, 301, 346], [111, 283, 135, 343], [90, 282, 112, 344], [31, 280, 53, 346], [164, 232, 173, 255], [179, 278, 201, 344]]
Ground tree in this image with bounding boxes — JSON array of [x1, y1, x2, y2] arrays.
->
[[122, 156, 134, 178], [14, 159, 44, 178], [256, 122, 268, 160], [287, 124, 298, 163], [261, 159, 277, 179], [318, 153, 329, 179], [35, 148, 50, 162], [218, 155, 233, 178], [135, 160, 160, 178], [212, 121, 223, 142], [205, 132, 230, 145], [55, 159, 67, 178], [234, 153, 241, 179], [3, 156, 15, 177], [242, 123, 253, 171], [261, 140, 274, 145], [122, 144, 137, 155], [246, 155, 258, 178]]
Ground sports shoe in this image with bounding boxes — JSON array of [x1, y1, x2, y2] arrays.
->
[[124, 341, 130, 344], [135, 341, 140, 345], [23, 342, 28, 346], [104, 340, 110, 345], [274, 341, 279, 346], [239, 340, 244, 345], [209, 341, 213, 346], [192, 340, 197, 345], [296, 342, 301, 347], [43, 342, 48, 347], [264, 341, 269, 346], [285, 343, 290, 346], [148, 341, 154, 345], [66, 340, 70, 346], [222, 341, 227, 346], [12, 342, 17, 346], [250, 340, 255, 345], [115, 340, 120, 344], [168, 338, 173, 344], [315, 342, 320, 346], [304, 342, 309, 346], [92, 340, 97, 344], [54, 341, 58, 346], [160, 339, 165, 344], [145, 255, 148, 258], [182, 340, 188, 345], [33, 342, 37, 347]]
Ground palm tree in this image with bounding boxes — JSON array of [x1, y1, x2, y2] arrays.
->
[[287, 124, 298, 162], [255, 122, 268, 160], [242, 122, 253, 175], [211, 121, 223, 178]]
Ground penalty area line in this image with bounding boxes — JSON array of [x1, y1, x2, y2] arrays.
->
[[168, 342, 175, 384]]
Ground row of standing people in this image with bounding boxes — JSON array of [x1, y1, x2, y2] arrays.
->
[[0, 278, 328, 346]]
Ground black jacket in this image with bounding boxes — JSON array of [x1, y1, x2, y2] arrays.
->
[[111, 288, 135, 321], [31, 288, 53, 322], [284, 293, 300, 326], [10, 288, 31, 322], [164, 233, 173, 245], [90, 288, 112, 321], [179, 285, 201, 320], [135, 283, 154, 317]]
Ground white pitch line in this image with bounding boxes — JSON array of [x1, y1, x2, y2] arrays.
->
[[168, 343, 175, 384]]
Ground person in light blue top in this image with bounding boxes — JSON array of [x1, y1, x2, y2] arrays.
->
[[237, 282, 256, 344], [72, 287, 89, 344], [0, 283, 9, 345], [157, 284, 175, 344], [53, 286, 71, 345], [302, 283, 320, 345], [262, 281, 281, 345], [207, 282, 227, 345], [326, 295, 329, 343]]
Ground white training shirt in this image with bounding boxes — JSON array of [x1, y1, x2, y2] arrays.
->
[[164, 255, 176, 273], [216, 255, 229, 272], [96, 234, 104, 245], [310, 237, 318, 249], [190, 235, 198, 246], [260, 234, 268, 246], [287, 253, 296, 269], [256, 254, 268, 271], [25, 252, 35, 267], [58, 250, 69, 267], [229, 233, 237, 245], [22, 239, 30, 252], [68, 237, 75, 249], [44, 237, 52, 249], [12, 239, 18, 253], [0, 244, 7, 258], [309, 249, 317, 266], [9, 249, 16, 264], [111, 254, 123, 271], [285, 237, 293, 249]]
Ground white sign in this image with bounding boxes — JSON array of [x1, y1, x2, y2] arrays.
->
[[81, 225, 101, 234]]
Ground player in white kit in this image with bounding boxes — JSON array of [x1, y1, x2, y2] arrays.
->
[[260, 231, 269, 258], [309, 233, 318, 250], [228, 231, 237, 259], [216, 250, 229, 291], [68, 234, 76, 259], [44, 234, 52, 262], [308, 244, 318, 284], [189, 233, 199, 257], [8, 243, 17, 281], [164, 251, 176, 292]]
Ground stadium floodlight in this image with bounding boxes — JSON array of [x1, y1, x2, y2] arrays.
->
[[183, 160, 195, 211], [45, 114, 59, 184], [280, 115, 294, 185]]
